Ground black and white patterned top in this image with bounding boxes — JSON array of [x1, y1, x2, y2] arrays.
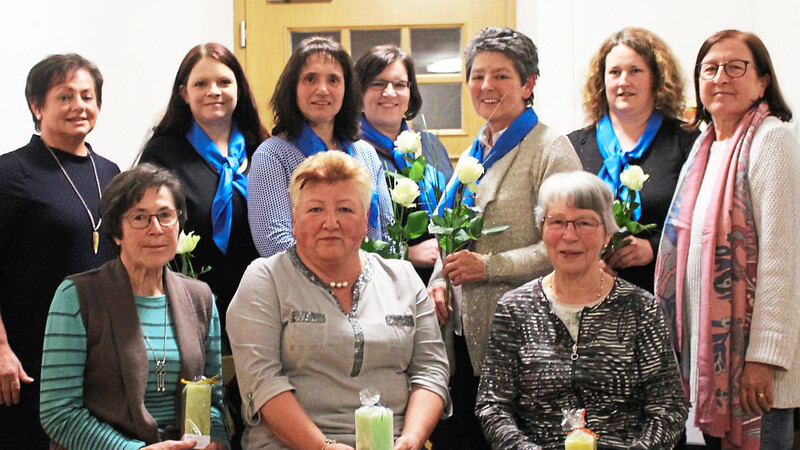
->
[[476, 277, 687, 450]]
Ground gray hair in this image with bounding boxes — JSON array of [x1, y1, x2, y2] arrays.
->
[[534, 171, 618, 235], [464, 27, 539, 105]]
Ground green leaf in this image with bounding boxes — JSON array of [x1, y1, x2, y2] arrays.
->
[[453, 229, 471, 248], [428, 225, 453, 236], [468, 216, 485, 239], [404, 211, 429, 239], [482, 225, 509, 236], [408, 161, 425, 182], [431, 215, 447, 227]]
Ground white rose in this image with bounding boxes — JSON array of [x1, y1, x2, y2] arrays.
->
[[391, 178, 420, 207], [176, 231, 201, 255], [394, 130, 422, 155], [619, 165, 650, 191], [455, 155, 485, 185]]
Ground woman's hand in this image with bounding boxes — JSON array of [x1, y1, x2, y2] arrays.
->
[[394, 433, 423, 450], [141, 438, 197, 449], [428, 283, 450, 325], [605, 236, 653, 269], [741, 361, 776, 416], [408, 238, 439, 269], [442, 250, 486, 286], [0, 342, 34, 406]]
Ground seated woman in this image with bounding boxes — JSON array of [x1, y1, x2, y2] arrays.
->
[[40, 164, 227, 450], [354, 44, 453, 284], [228, 151, 450, 450], [247, 36, 393, 258], [476, 171, 686, 449]]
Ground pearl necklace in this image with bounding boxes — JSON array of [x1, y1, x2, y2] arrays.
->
[[329, 280, 349, 289], [548, 270, 604, 303]]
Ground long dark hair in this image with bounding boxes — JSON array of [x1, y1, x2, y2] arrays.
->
[[150, 43, 268, 153], [689, 29, 792, 129], [270, 36, 361, 142]]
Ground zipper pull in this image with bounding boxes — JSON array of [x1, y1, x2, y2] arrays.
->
[[571, 343, 579, 361]]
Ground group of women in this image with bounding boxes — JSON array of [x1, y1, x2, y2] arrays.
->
[[0, 21, 797, 450]]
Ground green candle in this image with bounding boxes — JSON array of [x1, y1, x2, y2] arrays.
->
[[355, 405, 393, 450], [182, 383, 211, 436]]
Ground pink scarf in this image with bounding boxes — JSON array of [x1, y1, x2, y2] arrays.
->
[[656, 101, 769, 448]]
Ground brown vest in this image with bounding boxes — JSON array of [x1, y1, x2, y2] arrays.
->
[[65, 258, 213, 446]]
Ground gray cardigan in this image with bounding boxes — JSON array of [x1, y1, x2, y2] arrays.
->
[[431, 121, 582, 375]]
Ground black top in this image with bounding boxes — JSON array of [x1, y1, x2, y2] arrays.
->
[[140, 134, 260, 344], [568, 117, 699, 292], [0, 135, 119, 409]]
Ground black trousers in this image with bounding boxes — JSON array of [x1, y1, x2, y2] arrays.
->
[[429, 333, 492, 450]]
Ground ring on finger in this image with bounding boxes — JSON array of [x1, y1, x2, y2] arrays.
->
[[758, 392, 766, 399]]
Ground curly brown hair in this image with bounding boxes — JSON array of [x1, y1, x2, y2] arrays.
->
[[582, 28, 686, 124]]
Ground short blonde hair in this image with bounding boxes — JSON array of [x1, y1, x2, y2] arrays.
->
[[583, 27, 686, 124], [289, 151, 372, 213]]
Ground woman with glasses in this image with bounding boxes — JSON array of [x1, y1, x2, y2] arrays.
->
[[354, 45, 453, 283], [477, 170, 686, 449], [247, 36, 393, 258], [656, 30, 800, 449], [39, 164, 228, 450], [568, 28, 698, 293]]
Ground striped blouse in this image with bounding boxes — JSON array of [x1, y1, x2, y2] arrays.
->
[[40, 280, 228, 449], [476, 277, 687, 449]]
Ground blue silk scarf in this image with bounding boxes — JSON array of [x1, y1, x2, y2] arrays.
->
[[438, 107, 538, 212], [295, 122, 380, 228], [359, 116, 446, 214], [595, 111, 663, 220], [186, 120, 247, 255]]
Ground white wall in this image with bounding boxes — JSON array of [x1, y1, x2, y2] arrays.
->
[[0, 0, 234, 167], [519, 0, 800, 135]]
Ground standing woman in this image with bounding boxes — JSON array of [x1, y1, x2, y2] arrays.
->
[[428, 27, 581, 450], [140, 43, 267, 340], [0, 53, 119, 448], [354, 45, 453, 283], [568, 27, 698, 293], [247, 36, 393, 258], [656, 30, 800, 449]]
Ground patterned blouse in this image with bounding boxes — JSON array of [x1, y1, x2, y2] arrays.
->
[[476, 277, 687, 450]]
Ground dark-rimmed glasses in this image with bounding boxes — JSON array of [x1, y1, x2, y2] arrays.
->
[[543, 217, 602, 235], [697, 60, 750, 80], [124, 209, 182, 229], [368, 79, 411, 91]]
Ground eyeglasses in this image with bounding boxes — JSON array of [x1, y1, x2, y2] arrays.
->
[[697, 60, 750, 80], [124, 209, 182, 229], [368, 79, 411, 91], [543, 217, 602, 235]]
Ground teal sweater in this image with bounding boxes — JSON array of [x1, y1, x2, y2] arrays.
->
[[40, 280, 228, 449]]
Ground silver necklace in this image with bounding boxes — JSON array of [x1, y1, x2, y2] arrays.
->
[[43, 143, 103, 254], [143, 299, 169, 392]]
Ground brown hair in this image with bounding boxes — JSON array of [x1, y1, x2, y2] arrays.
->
[[289, 151, 371, 212], [464, 27, 539, 105], [25, 53, 103, 132], [150, 43, 268, 153], [688, 29, 792, 129], [354, 45, 423, 120], [100, 163, 187, 250], [271, 37, 361, 142], [582, 27, 686, 124]]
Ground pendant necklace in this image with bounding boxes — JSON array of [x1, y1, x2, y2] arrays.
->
[[143, 299, 169, 392], [44, 143, 103, 254]]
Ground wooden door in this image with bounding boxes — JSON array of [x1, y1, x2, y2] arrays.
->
[[234, 0, 516, 157]]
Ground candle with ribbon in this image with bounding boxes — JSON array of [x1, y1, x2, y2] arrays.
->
[[355, 389, 393, 450]]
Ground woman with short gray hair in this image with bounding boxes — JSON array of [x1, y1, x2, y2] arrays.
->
[[476, 170, 686, 449], [428, 26, 580, 450]]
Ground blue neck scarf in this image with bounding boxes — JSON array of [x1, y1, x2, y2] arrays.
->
[[438, 107, 538, 212], [595, 111, 663, 220], [359, 116, 446, 215], [186, 120, 247, 255], [294, 122, 380, 228]]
